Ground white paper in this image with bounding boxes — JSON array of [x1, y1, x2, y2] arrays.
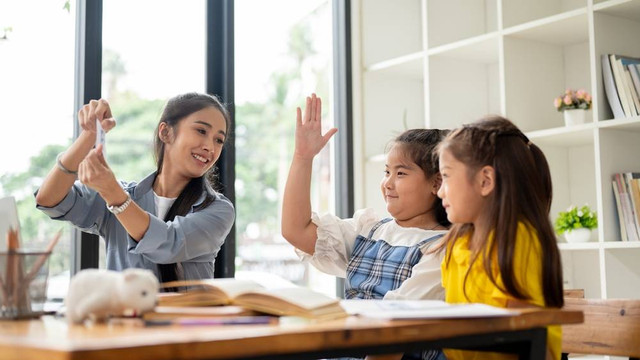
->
[[340, 300, 518, 320], [95, 119, 105, 152]]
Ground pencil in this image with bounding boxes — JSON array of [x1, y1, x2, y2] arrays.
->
[[22, 230, 62, 284]]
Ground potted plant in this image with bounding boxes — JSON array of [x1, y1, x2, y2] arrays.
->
[[554, 205, 598, 243], [554, 89, 592, 126]]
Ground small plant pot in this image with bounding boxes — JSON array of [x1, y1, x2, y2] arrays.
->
[[564, 228, 591, 243], [563, 109, 587, 126]]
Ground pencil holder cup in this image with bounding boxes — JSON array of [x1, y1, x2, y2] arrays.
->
[[0, 250, 51, 319]]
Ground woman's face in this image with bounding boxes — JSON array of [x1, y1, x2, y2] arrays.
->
[[162, 106, 227, 180]]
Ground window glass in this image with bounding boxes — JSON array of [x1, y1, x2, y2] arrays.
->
[[100, 0, 206, 267], [0, 0, 77, 303], [235, 0, 336, 296]]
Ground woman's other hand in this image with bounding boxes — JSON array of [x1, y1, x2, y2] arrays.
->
[[78, 144, 119, 197], [78, 98, 117, 134]]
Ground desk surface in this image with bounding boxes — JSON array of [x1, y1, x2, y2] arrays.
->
[[0, 308, 582, 360]]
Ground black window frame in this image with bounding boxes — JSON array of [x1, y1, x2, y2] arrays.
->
[[73, 0, 353, 284]]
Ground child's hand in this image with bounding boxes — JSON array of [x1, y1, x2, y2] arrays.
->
[[78, 98, 116, 134], [294, 93, 337, 160], [78, 144, 118, 195]]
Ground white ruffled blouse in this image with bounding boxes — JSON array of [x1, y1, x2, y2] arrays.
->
[[295, 208, 446, 300]]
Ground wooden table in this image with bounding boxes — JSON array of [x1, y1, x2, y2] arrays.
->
[[0, 309, 582, 360]]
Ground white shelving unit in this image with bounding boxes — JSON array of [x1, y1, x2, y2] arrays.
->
[[352, 0, 640, 300]]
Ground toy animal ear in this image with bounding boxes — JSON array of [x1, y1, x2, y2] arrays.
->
[[123, 269, 138, 282]]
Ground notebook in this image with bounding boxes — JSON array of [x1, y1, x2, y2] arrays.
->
[[0, 196, 21, 251]]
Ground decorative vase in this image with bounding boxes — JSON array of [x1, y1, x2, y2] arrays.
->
[[563, 109, 587, 126], [564, 228, 591, 243]]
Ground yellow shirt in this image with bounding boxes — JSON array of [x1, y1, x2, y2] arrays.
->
[[441, 222, 561, 360]]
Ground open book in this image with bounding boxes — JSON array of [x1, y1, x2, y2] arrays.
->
[[159, 278, 347, 320], [340, 299, 518, 320]]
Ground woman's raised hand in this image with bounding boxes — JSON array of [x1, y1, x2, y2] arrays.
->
[[78, 99, 117, 134], [294, 94, 338, 160]]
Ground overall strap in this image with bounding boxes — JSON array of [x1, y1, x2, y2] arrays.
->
[[366, 218, 393, 240], [417, 232, 445, 247]]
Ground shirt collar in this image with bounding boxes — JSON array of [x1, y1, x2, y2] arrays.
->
[[133, 171, 207, 208]]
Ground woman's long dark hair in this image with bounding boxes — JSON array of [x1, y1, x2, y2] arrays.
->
[[440, 116, 563, 308], [390, 129, 451, 228], [153, 93, 230, 284]]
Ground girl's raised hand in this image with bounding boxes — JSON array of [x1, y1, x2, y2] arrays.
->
[[294, 94, 338, 160], [78, 98, 117, 134], [78, 144, 118, 196]]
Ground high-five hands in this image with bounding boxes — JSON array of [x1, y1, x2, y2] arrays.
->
[[294, 93, 338, 160]]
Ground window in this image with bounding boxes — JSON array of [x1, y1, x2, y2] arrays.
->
[[99, 0, 207, 267], [234, 0, 336, 296], [2, 1, 349, 301], [0, 0, 77, 302]]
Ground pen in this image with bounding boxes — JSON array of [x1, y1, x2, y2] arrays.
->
[[144, 316, 276, 327]]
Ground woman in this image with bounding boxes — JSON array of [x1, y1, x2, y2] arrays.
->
[[35, 93, 235, 283]]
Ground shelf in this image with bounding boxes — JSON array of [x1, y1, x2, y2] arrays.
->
[[596, 116, 640, 130], [558, 242, 601, 250], [594, 0, 640, 22], [428, 32, 500, 63], [526, 123, 595, 147], [502, 1, 587, 29], [427, 0, 498, 49], [366, 52, 424, 80], [355, 0, 640, 301], [559, 241, 640, 250], [602, 241, 640, 249], [503, 9, 589, 45], [361, 0, 423, 67]]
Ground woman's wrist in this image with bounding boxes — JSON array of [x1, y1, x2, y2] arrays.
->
[[101, 184, 128, 207], [106, 192, 132, 215]]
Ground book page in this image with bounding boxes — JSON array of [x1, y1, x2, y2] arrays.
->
[[234, 287, 339, 311], [161, 278, 264, 302]]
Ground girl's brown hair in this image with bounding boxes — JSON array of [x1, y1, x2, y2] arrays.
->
[[440, 116, 563, 308]]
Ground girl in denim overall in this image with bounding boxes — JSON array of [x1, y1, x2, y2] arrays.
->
[[282, 94, 450, 360]]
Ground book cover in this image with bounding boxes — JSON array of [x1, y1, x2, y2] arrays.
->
[[617, 55, 640, 115], [628, 64, 640, 99], [602, 54, 625, 119], [610, 55, 633, 117], [625, 173, 640, 240], [158, 278, 347, 320], [615, 173, 640, 242], [624, 68, 640, 115], [612, 180, 628, 241]]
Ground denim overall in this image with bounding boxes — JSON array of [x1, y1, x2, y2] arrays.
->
[[345, 218, 443, 299], [342, 218, 445, 360]]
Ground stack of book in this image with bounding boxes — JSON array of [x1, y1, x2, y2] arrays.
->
[[154, 278, 347, 321], [602, 54, 640, 119], [612, 172, 640, 241]]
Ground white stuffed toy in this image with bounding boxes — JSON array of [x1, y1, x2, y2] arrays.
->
[[65, 268, 159, 323]]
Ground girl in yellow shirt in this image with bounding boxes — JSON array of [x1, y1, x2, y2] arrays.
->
[[436, 116, 564, 360]]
